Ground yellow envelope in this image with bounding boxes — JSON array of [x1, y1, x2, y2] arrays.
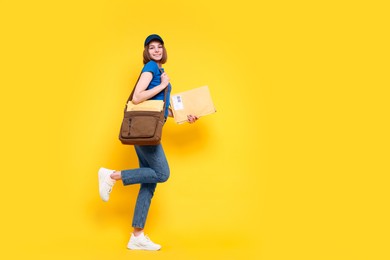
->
[[126, 100, 164, 112], [170, 86, 216, 124]]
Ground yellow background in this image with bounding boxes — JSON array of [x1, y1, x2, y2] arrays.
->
[[1, 0, 389, 259]]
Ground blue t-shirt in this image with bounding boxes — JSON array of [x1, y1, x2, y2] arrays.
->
[[141, 60, 171, 118]]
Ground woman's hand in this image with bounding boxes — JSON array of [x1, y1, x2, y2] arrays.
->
[[161, 72, 170, 87], [187, 115, 199, 124]]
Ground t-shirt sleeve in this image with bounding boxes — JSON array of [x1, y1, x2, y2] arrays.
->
[[141, 61, 159, 75]]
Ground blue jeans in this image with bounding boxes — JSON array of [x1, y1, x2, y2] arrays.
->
[[121, 144, 170, 229]]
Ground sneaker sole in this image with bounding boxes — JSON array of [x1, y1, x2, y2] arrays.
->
[[98, 168, 111, 202], [127, 244, 161, 251]]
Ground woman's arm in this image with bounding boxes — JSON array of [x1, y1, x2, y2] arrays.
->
[[132, 72, 170, 104]]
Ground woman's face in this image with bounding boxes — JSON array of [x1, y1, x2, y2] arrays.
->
[[148, 41, 163, 62]]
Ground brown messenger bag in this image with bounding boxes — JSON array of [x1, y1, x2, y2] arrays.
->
[[119, 73, 168, 146]]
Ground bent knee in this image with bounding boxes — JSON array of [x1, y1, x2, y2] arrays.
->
[[158, 170, 170, 183]]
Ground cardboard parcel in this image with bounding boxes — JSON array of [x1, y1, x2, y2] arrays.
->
[[170, 86, 216, 124]]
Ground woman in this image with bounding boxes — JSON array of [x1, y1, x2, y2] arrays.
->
[[98, 34, 198, 251]]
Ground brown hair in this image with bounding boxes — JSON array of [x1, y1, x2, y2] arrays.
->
[[143, 44, 168, 65]]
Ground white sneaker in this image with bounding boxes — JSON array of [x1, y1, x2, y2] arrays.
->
[[127, 233, 161, 251], [98, 167, 115, 202]]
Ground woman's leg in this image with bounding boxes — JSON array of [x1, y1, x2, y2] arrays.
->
[[99, 144, 168, 250], [119, 144, 169, 185], [125, 144, 169, 250], [130, 144, 169, 229], [132, 183, 157, 229], [110, 144, 169, 183]]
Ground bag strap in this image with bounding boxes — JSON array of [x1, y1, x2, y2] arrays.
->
[[125, 70, 169, 114]]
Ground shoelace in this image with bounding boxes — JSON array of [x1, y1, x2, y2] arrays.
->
[[141, 235, 157, 246]]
